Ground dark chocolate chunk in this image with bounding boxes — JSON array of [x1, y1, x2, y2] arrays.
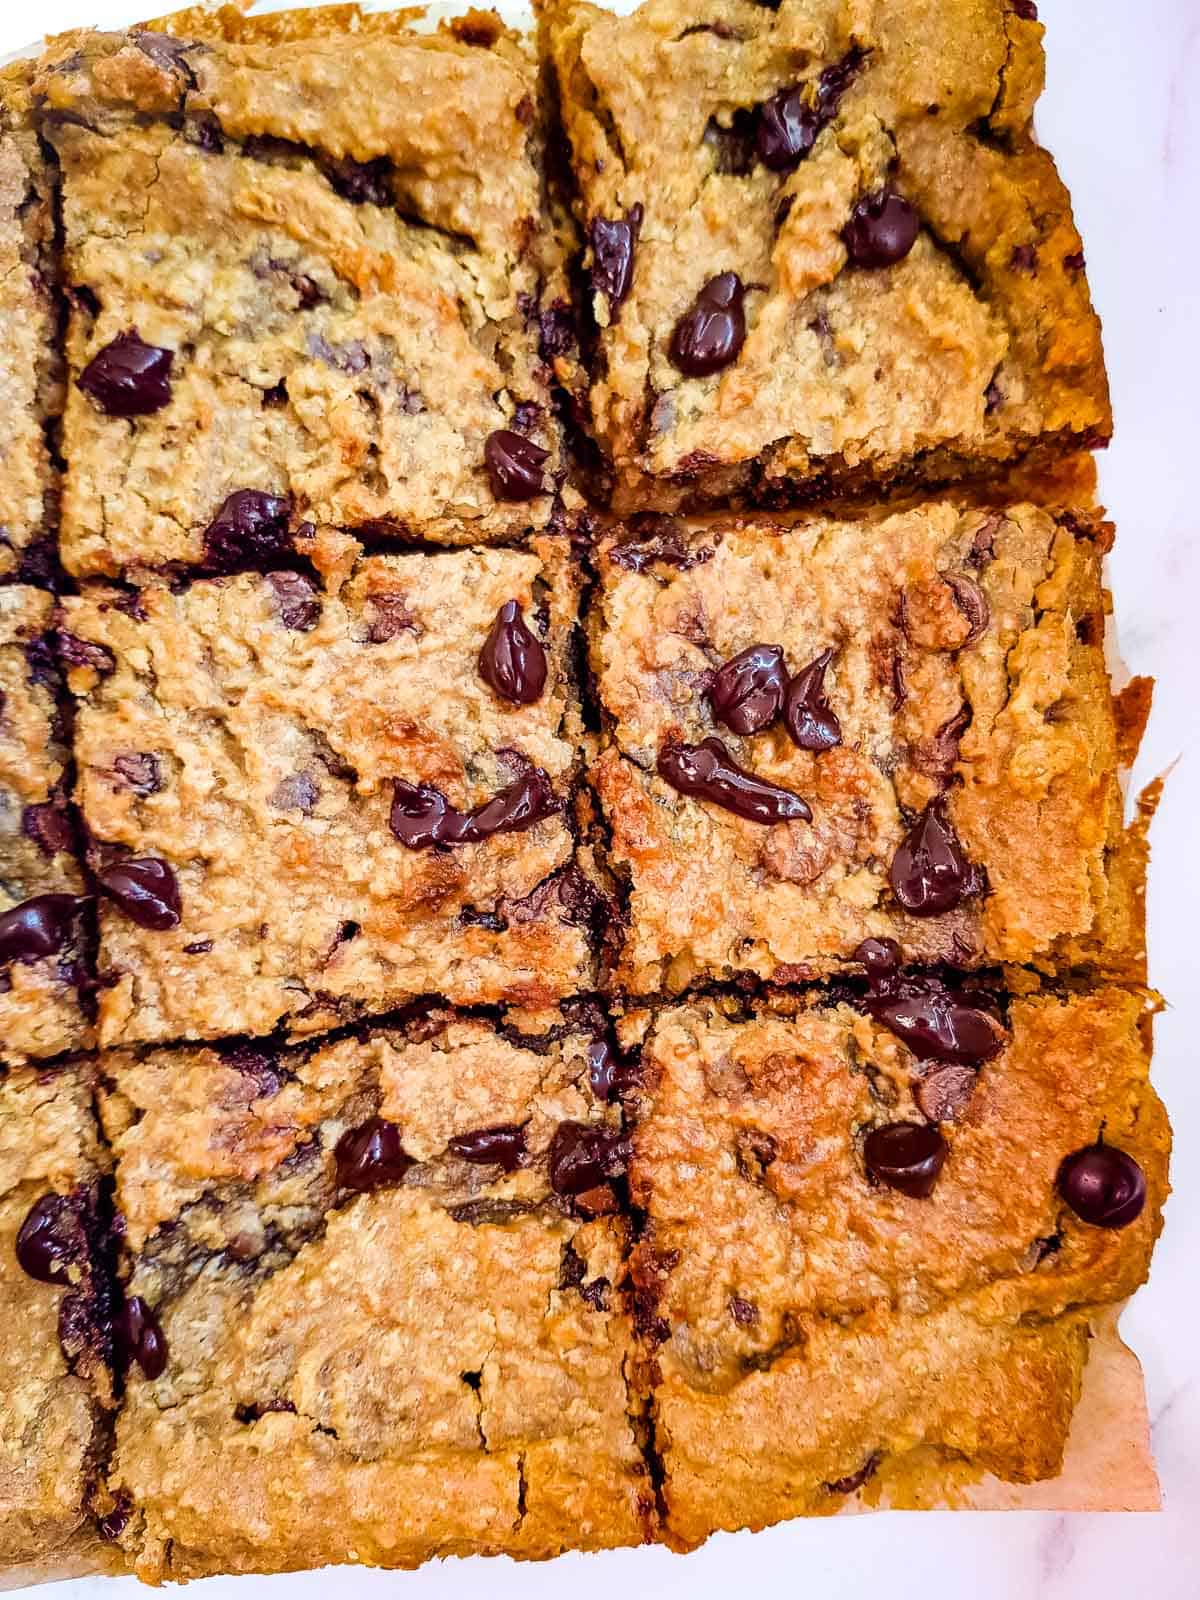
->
[[783, 648, 842, 751], [608, 520, 715, 573], [869, 982, 1004, 1066], [843, 191, 919, 268], [116, 1295, 168, 1380], [479, 600, 548, 704], [323, 154, 391, 206], [57, 631, 115, 676], [590, 204, 643, 312], [658, 736, 811, 825], [863, 1121, 947, 1198], [548, 1121, 628, 1197], [389, 767, 557, 850], [334, 1117, 412, 1192], [22, 802, 74, 858], [913, 1062, 978, 1123], [484, 429, 549, 501], [944, 574, 990, 647], [77, 330, 174, 417], [96, 857, 181, 930], [202, 490, 293, 573], [15, 1192, 86, 1285], [0, 894, 83, 968], [708, 643, 787, 735], [756, 88, 820, 170], [588, 1037, 639, 1102], [466, 766, 556, 841], [889, 798, 984, 916], [447, 1124, 527, 1172], [266, 570, 321, 631], [1057, 1143, 1146, 1229], [670, 272, 747, 377]]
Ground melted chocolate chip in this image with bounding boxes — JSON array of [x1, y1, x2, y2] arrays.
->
[[729, 1295, 759, 1327], [590, 204, 643, 312], [116, 1295, 168, 1380], [22, 802, 74, 858], [113, 752, 163, 796], [389, 767, 556, 850], [1012, 0, 1038, 17], [15, 1192, 86, 1284], [77, 330, 174, 417], [708, 644, 787, 735], [889, 798, 984, 917], [588, 1037, 639, 1102], [784, 648, 842, 751], [57, 631, 115, 675], [1057, 1143, 1146, 1229], [870, 982, 1003, 1066], [335, 1117, 412, 1192], [863, 1121, 947, 1198], [944, 574, 990, 647], [479, 600, 548, 704], [266, 571, 321, 631], [202, 490, 293, 573], [484, 429, 549, 501], [323, 154, 391, 206], [914, 1062, 978, 1123], [608, 520, 715, 573], [447, 1124, 527, 1172], [825, 1453, 881, 1496], [658, 737, 812, 825], [97, 1495, 131, 1543], [96, 857, 181, 930], [548, 1122, 628, 1197], [0, 894, 83, 967], [756, 88, 820, 171], [855, 936, 902, 983], [843, 191, 920, 268], [670, 272, 747, 377]]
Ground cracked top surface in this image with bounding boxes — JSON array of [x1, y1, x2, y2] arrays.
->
[[98, 1013, 647, 1578], [592, 501, 1131, 989], [37, 14, 566, 576], [0, 587, 92, 1064], [543, 0, 1109, 505], [629, 988, 1167, 1539], [64, 534, 593, 1046], [0, 1066, 107, 1565]]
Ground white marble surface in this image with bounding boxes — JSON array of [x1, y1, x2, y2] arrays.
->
[[5, 0, 1198, 1593]]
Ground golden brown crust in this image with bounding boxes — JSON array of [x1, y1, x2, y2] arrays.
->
[[541, 0, 1111, 508]]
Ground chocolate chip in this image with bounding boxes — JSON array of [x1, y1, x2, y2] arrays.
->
[[389, 766, 557, 850], [909, 704, 969, 782], [484, 429, 549, 501], [548, 1122, 628, 1197], [323, 155, 391, 206], [914, 1062, 978, 1122], [815, 46, 867, 114], [588, 1037, 639, 1102], [1063, 249, 1086, 272], [77, 330, 174, 417], [97, 1495, 131, 1543], [870, 981, 1004, 1066], [202, 490, 293, 574], [658, 736, 812, 825], [590, 204, 643, 313], [366, 591, 420, 643], [708, 644, 787, 735], [1012, 2, 1038, 20], [756, 88, 820, 170], [0, 894, 83, 967], [22, 802, 74, 858], [1010, 243, 1039, 272], [608, 520, 715, 573], [116, 1295, 167, 1380], [334, 1117, 412, 1192], [447, 1124, 526, 1172], [863, 1121, 947, 1198], [944, 574, 990, 647], [466, 766, 557, 841], [57, 631, 115, 676], [15, 1192, 86, 1284], [855, 936, 901, 983], [479, 600, 548, 704], [113, 752, 163, 796], [784, 648, 842, 751], [889, 798, 984, 916], [670, 272, 747, 376], [266, 571, 321, 631], [824, 1453, 881, 1496], [843, 191, 919, 268], [1057, 1143, 1146, 1229], [729, 1295, 759, 1327], [96, 857, 181, 930]]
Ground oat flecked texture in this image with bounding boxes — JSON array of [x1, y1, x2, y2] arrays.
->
[[0, 0, 1169, 1580]]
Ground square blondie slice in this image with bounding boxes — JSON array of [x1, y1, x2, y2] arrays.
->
[[543, 0, 1110, 511], [0, 587, 92, 1064], [63, 533, 598, 1046], [0, 1064, 113, 1567], [591, 500, 1134, 992], [35, 8, 572, 580], [0, 63, 60, 584], [95, 1009, 649, 1578], [627, 986, 1167, 1544]]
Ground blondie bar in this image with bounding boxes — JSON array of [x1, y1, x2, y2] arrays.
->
[[95, 1009, 648, 1577], [63, 533, 597, 1045], [543, 0, 1110, 510], [35, 9, 570, 579], [0, 586, 92, 1063], [591, 501, 1132, 992], [627, 985, 1167, 1542], [0, 1063, 113, 1566]]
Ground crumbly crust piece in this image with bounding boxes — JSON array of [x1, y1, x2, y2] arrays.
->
[[64, 535, 595, 1045], [592, 501, 1133, 990], [630, 987, 1168, 1541], [542, 0, 1110, 509], [97, 1013, 648, 1578], [0, 1066, 110, 1565], [0, 587, 92, 1062], [0, 64, 60, 583], [35, 15, 567, 577]]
